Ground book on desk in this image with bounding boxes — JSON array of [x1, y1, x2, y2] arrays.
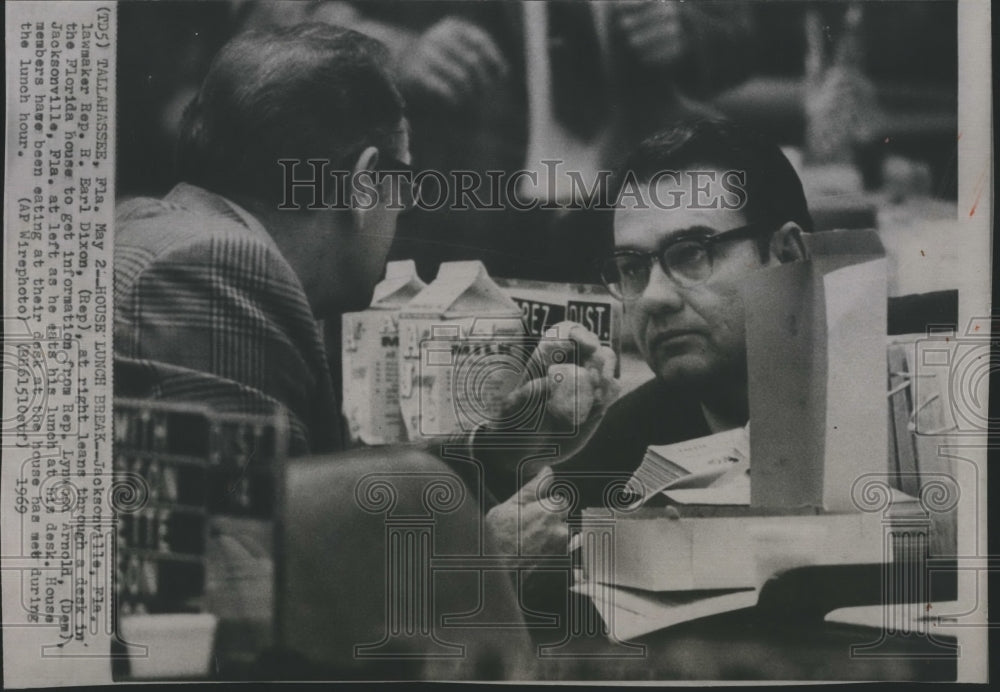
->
[[571, 227, 957, 642], [572, 409, 955, 642], [573, 505, 897, 640]]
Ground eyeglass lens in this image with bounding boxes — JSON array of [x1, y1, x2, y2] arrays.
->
[[603, 239, 714, 298]]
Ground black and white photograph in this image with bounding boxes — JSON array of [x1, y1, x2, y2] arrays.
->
[[1, 0, 992, 684]]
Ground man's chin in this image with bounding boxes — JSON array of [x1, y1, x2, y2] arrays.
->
[[650, 355, 730, 392]]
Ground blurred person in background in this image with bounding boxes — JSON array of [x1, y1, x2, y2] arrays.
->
[[234, 0, 756, 283], [114, 23, 535, 679], [117, 1, 232, 197]]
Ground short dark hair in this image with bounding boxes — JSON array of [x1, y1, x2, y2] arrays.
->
[[176, 24, 405, 205], [612, 119, 814, 239]]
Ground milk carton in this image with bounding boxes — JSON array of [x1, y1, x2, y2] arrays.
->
[[398, 261, 526, 440], [341, 260, 426, 445]]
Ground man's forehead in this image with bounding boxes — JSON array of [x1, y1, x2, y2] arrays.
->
[[617, 168, 745, 205], [613, 170, 749, 248]]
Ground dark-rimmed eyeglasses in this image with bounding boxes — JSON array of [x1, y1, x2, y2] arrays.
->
[[599, 223, 774, 300]]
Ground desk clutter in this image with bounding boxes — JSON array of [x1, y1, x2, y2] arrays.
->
[[574, 509, 888, 640], [569, 229, 957, 641], [341, 260, 622, 444], [108, 230, 961, 679], [112, 400, 287, 680]]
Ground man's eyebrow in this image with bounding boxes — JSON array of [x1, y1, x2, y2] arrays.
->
[[616, 225, 718, 251], [669, 225, 718, 239]]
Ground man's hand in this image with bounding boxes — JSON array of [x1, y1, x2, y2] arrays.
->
[[485, 466, 569, 557], [397, 18, 508, 109], [613, 0, 686, 68], [499, 321, 620, 458]]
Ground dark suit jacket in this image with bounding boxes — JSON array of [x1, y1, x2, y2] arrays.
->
[[553, 377, 711, 510]]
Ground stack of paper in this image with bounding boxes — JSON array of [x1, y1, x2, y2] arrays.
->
[[570, 582, 757, 642], [627, 426, 750, 506]]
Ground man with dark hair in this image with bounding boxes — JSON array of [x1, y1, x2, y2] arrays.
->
[[486, 119, 810, 553], [612, 118, 814, 241], [115, 24, 411, 455], [231, 1, 756, 283], [113, 25, 538, 678]]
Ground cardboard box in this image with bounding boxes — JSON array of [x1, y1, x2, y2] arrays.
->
[[741, 229, 888, 512], [341, 261, 426, 445], [398, 261, 526, 439]]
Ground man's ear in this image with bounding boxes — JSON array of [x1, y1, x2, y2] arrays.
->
[[349, 146, 380, 232], [769, 222, 807, 264]]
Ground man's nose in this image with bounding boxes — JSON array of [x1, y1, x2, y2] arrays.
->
[[636, 262, 685, 312]]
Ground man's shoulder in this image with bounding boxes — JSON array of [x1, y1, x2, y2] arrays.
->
[[114, 185, 291, 290], [553, 377, 708, 500], [117, 187, 267, 256], [594, 376, 709, 449]]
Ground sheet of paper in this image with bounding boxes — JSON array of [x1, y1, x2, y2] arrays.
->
[[660, 453, 750, 504], [572, 582, 758, 641], [631, 427, 749, 504], [660, 484, 749, 506]]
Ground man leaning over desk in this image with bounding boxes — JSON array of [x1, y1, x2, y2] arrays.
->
[[485, 119, 812, 555], [112, 24, 535, 678], [113, 24, 413, 456]]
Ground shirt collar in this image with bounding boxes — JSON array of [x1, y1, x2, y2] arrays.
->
[[164, 183, 277, 249]]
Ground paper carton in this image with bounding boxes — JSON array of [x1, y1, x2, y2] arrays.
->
[[398, 261, 526, 439], [341, 261, 426, 445], [494, 278, 623, 376], [741, 229, 888, 511]]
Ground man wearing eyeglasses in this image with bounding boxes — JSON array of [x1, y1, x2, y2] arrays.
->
[[485, 119, 810, 556]]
